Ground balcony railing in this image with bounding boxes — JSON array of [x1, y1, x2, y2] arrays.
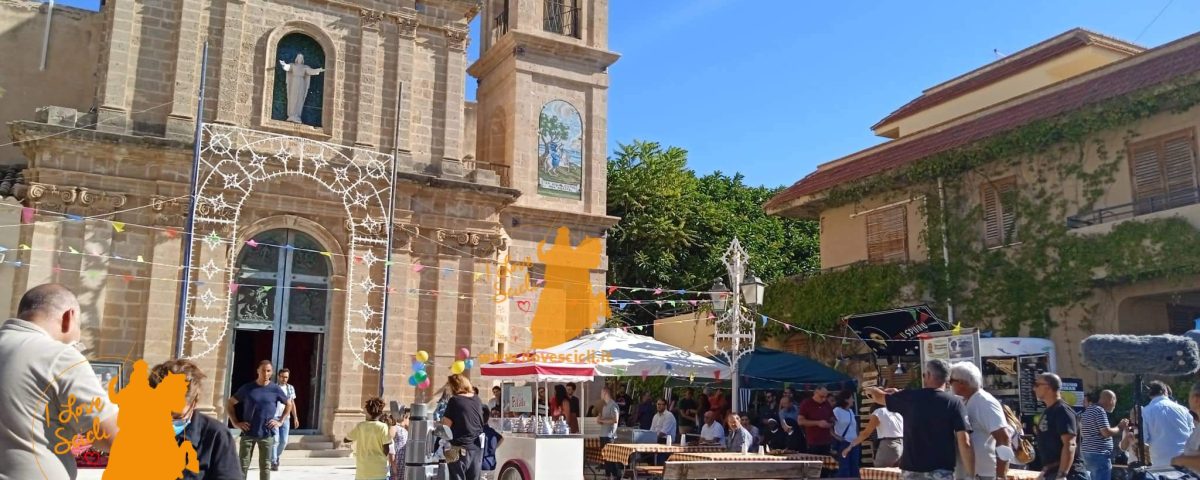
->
[[491, 8, 509, 44], [1067, 187, 1200, 229], [542, 0, 580, 38]]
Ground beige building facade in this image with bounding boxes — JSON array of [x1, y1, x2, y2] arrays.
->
[[0, 0, 617, 444], [766, 29, 1200, 385]]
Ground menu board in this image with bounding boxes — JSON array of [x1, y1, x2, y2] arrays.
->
[[920, 329, 982, 374], [1061, 377, 1085, 412], [1018, 354, 1050, 416]]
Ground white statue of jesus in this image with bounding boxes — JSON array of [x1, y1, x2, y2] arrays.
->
[[279, 53, 325, 123]]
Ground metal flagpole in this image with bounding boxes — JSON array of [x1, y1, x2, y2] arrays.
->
[[379, 84, 403, 395], [174, 41, 210, 358]]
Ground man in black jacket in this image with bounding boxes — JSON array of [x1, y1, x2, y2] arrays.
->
[[150, 359, 243, 480]]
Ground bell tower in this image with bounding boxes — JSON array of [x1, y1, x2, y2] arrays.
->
[[469, 0, 619, 217]]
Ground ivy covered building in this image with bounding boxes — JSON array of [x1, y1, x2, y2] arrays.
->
[[765, 28, 1200, 385]]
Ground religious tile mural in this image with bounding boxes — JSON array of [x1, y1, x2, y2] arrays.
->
[[537, 100, 584, 199]]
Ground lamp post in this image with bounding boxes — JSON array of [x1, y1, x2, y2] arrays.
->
[[709, 238, 765, 412]]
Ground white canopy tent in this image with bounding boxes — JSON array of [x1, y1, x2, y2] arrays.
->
[[539, 328, 732, 379]]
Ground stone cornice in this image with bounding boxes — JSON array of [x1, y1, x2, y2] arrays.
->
[[503, 204, 620, 231], [468, 30, 620, 82], [23, 182, 129, 213]]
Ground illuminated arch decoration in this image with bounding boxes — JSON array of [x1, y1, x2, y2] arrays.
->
[[185, 123, 393, 369]]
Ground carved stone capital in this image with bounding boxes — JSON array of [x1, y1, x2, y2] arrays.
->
[[444, 26, 468, 52], [151, 195, 186, 227], [360, 9, 385, 29], [394, 13, 419, 39], [25, 182, 128, 213]]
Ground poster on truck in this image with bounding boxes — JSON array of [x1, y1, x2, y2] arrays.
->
[[920, 328, 982, 375]]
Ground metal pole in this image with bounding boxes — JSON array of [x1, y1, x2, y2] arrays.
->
[[173, 41, 209, 358], [379, 84, 404, 395], [937, 177, 955, 324], [718, 238, 751, 413], [39, 0, 54, 71]]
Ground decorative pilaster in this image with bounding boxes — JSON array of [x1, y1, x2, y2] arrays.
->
[[439, 25, 469, 177], [214, 0, 247, 124], [392, 12, 419, 154], [355, 10, 385, 148], [166, 0, 206, 139], [96, 0, 137, 134]]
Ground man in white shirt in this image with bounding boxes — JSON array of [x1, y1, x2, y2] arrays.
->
[[0, 284, 120, 480], [699, 410, 726, 445], [949, 362, 1011, 480], [1143, 380, 1193, 467], [270, 368, 299, 471], [650, 398, 677, 443]]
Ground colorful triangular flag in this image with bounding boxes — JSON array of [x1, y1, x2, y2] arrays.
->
[[413, 263, 425, 273], [229, 282, 239, 293], [165, 228, 179, 239], [21, 207, 34, 224], [111, 222, 125, 233], [66, 214, 83, 222], [761, 315, 768, 327], [653, 288, 663, 295], [474, 272, 485, 282], [18, 244, 30, 250], [68, 246, 79, 255], [136, 255, 145, 262], [122, 275, 134, 283], [607, 285, 618, 295], [320, 251, 331, 258]]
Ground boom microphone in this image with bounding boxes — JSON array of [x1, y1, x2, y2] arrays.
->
[[1080, 334, 1200, 376]]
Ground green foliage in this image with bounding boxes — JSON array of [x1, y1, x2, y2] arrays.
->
[[760, 262, 912, 335], [539, 112, 570, 145], [606, 141, 820, 323]]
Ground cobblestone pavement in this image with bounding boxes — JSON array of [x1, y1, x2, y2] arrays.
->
[[78, 465, 361, 479]]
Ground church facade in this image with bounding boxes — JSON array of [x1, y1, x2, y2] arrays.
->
[[0, 0, 618, 439]]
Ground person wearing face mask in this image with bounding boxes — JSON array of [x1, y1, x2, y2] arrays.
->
[[150, 359, 242, 480], [0, 283, 121, 480]]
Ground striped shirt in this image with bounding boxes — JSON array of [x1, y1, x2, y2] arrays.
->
[[1079, 404, 1113, 454]]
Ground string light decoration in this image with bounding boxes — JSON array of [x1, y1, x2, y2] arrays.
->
[[185, 124, 395, 368]]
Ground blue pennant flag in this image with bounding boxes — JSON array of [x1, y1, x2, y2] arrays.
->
[[617, 302, 628, 310], [66, 214, 83, 222], [761, 315, 768, 327]]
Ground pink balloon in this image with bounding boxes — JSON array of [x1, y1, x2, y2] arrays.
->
[[419, 379, 431, 390], [457, 347, 471, 361]]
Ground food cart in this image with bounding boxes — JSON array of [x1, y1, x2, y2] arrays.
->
[[979, 337, 1057, 429], [479, 361, 596, 480]]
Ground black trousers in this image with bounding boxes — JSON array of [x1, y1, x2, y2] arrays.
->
[[599, 437, 622, 477]]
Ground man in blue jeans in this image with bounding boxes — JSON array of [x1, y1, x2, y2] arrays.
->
[[270, 368, 299, 471], [1080, 390, 1124, 480]]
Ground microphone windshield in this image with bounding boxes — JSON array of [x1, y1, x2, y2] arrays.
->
[[1081, 334, 1200, 376]]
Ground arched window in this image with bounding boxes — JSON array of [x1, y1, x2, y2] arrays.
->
[[272, 33, 326, 126]]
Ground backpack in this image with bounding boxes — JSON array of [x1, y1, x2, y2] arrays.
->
[[1002, 404, 1035, 465]]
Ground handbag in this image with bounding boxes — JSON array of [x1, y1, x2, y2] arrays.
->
[[444, 445, 465, 463]]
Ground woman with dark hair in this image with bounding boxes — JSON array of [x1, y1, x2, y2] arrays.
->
[[441, 374, 484, 480], [832, 390, 860, 478], [551, 384, 579, 433]]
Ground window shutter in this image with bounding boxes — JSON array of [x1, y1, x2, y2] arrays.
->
[[1130, 142, 1165, 214], [981, 178, 1018, 247], [866, 206, 907, 263], [982, 185, 1002, 247], [1162, 135, 1197, 209]]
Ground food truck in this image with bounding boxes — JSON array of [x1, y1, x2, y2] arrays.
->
[[479, 361, 595, 480], [980, 337, 1060, 425]]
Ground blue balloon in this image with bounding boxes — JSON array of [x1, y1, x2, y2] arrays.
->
[[464, 359, 475, 370], [408, 375, 419, 386], [412, 360, 426, 372]]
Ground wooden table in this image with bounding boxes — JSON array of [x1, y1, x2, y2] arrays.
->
[[861, 467, 1041, 480], [769, 452, 839, 469], [671, 451, 837, 468], [599, 443, 724, 480]]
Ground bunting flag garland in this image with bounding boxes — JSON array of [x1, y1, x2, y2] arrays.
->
[[68, 247, 79, 255], [607, 285, 619, 295], [164, 228, 179, 239], [320, 251, 332, 258], [247, 239, 259, 248], [136, 255, 145, 263], [66, 214, 83, 222], [18, 244, 29, 250], [653, 287, 663, 295], [111, 222, 125, 233], [412, 263, 424, 272], [21, 207, 34, 224]]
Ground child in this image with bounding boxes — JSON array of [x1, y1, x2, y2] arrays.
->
[[386, 411, 410, 480], [481, 407, 505, 480], [345, 397, 392, 480]]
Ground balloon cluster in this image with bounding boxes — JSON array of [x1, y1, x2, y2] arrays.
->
[[408, 347, 476, 389]]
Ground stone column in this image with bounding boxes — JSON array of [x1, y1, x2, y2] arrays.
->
[[142, 196, 187, 366], [96, 0, 137, 134], [381, 227, 415, 403], [438, 26, 469, 178], [213, 0, 246, 125], [355, 10, 385, 148], [165, 0, 206, 139], [393, 12, 419, 154]]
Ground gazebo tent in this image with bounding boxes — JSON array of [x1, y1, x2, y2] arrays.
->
[[722, 347, 855, 390], [539, 328, 731, 379]]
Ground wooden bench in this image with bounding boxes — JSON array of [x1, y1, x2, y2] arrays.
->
[[661, 460, 822, 480]]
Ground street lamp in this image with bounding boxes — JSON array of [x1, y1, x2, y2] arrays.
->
[[711, 238, 766, 413], [740, 271, 765, 307], [709, 278, 730, 314]]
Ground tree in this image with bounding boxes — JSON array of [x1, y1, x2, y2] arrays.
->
[[606, 140, 819, 325]]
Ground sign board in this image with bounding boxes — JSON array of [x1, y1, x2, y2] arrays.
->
[[505, 385, 534, 414], [1018, 354, 1051, 416], [1060, 377, 1085, 412], [919, 328, 982, 374], [845, 305, 952, 357]]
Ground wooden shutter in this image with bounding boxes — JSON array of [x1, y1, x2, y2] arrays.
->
[[1163, 135, 1198, 209], [866, 206, 907, 263], [982, 178, 1018, 248], [1129, 130, 1197, 214]]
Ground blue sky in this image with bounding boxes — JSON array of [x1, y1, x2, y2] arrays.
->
[[57, 0, 1200, 188]]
